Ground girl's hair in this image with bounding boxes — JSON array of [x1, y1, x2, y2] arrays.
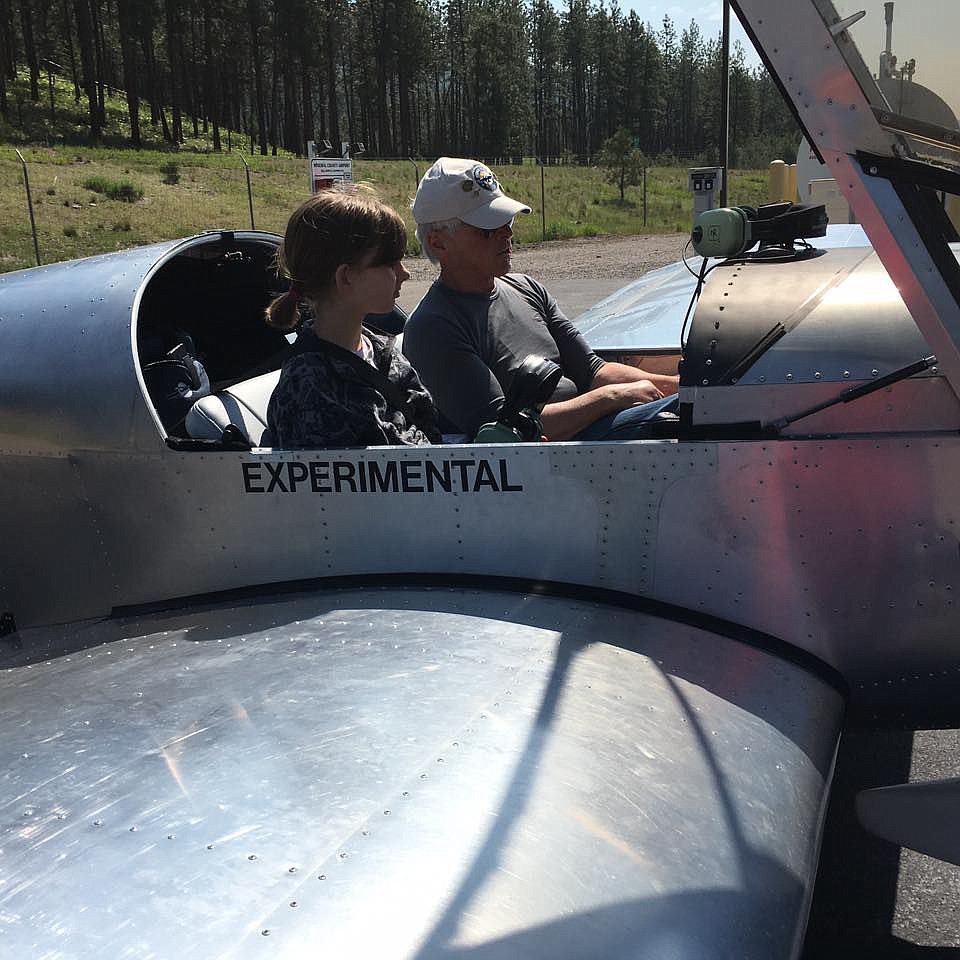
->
[[265, 187, 407, 333]]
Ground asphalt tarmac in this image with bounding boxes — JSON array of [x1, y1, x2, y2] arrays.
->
[[802, 707, 960, 957], [398, 274, 960, 956]]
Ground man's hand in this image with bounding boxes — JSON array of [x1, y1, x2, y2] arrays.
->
[[540, 379, 665, 440], [604, 379, 663, 409], [592, 361, 679, 398], [539, 361, 675, 441]]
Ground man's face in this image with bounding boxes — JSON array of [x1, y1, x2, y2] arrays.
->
[[437, 218, 515, 282]]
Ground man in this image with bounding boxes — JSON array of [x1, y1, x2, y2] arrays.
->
[[403, 157, 679, 442]]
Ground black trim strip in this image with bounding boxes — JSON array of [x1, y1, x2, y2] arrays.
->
[[720, 322, 787, 385], [858, 151, 960, 196], [860, 157, 960, 304], [898, 182, 960, 285], [680, 421, 777, 441], [112, 572, 848, 695], [871, 107, 960, 154]]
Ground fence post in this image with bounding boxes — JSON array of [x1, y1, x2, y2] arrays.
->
[[46, 63, 55, 123], [538, 158, 546, 242], [408, 157, 420, 194], [643, 167, 648, 228], [15, 149, 41, 266], [239, 152, 255, 229]]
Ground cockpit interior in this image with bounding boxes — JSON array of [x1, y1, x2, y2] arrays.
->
[[136, 232, 413, 446], [136, 234, 289, 438]]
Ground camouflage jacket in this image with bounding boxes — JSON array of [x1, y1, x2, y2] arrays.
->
[[267, 327, 441, 448]]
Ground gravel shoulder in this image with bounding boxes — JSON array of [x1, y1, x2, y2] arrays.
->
[[404, 233, 689, 283]]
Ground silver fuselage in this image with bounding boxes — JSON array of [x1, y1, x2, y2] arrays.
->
[[3, 1, 960, 955]]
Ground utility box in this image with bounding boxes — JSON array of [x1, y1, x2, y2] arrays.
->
[[688, 166, 723, 223]]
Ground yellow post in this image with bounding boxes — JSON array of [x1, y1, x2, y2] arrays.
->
[[769, 160, 788, 202], [788, 164, 799, 202]]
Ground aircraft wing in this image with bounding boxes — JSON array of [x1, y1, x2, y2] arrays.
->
[[858, 777, 960, 867], [1, 583, 843, 959]]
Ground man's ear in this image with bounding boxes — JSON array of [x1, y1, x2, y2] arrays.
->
[[426, 230, 448, 257]]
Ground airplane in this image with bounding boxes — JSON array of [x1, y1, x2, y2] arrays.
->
[[1, 0, 959, 955]]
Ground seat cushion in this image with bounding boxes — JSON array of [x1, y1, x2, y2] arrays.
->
[[185, 370, 281, 445]]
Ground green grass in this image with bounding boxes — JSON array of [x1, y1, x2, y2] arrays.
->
[[83, 174, 143, 201], [159, 161, 181, 185], [1, 70, 774, 273], [0, 149, 772, 273]]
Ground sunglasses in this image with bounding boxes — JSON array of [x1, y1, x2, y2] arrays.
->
[[465, 219, 514, 240]]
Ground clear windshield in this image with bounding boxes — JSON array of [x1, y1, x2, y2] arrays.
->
[[832, 0, 960, 171]]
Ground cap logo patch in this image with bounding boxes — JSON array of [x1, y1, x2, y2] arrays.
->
[[471, 165, 499, 193]]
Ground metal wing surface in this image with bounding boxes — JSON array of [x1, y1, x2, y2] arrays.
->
[[1, 585, 842, 960]]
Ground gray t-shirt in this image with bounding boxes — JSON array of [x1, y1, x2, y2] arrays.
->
[[403, 274, 605, 435]]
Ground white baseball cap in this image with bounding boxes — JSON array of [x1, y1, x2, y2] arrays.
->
[[412, 157, 531, 229]]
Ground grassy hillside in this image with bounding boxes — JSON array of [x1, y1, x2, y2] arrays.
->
[[1, 73, 771, 274], [0, 148, 769, 274]]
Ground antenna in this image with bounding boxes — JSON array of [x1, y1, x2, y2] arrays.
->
[[879, 2, 896, 79]]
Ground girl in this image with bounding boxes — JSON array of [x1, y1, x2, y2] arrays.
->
[[265, 189, 440, 448]]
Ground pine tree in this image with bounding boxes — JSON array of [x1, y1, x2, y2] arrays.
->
[[599, 125, 644, 201]]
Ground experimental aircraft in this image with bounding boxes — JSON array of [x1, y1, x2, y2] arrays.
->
[[2, 0, 960, 955]]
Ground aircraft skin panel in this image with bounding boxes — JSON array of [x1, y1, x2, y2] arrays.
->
[[686, 248, 946, 390], [654, 437, 960, 679], [734, 0, 960, 396], [574, 225, 872, 353], [689, 377, 959, 434], [0, 586, 843, 959], [0, 240, 181, 455], [0, 455, 116, 627], [3, 433, 955, 682]]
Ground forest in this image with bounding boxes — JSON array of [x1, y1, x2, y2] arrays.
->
[[0, 0, 799, 166]]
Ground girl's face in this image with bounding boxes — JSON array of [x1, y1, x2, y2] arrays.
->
[[350, 254, 410, 316]]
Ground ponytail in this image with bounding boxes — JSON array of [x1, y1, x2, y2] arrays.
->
[[264, 288, 303, 333]]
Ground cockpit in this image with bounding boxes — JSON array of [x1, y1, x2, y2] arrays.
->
[[136, 234, 289, 440], [134, 233, 417, 447], [129, 0, 960, 452]]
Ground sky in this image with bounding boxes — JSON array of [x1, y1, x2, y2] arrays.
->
[[625, 2, 755, 55], [625, 1, 959, 119]]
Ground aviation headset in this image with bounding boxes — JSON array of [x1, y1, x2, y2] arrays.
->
[[691, 201, 829, 258]]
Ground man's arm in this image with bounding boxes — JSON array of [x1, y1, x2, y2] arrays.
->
[[591, 360, 679, 397], [523, 275, 680, 399], [509, 276, 676, 441], [539, 378, 663, 442]]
